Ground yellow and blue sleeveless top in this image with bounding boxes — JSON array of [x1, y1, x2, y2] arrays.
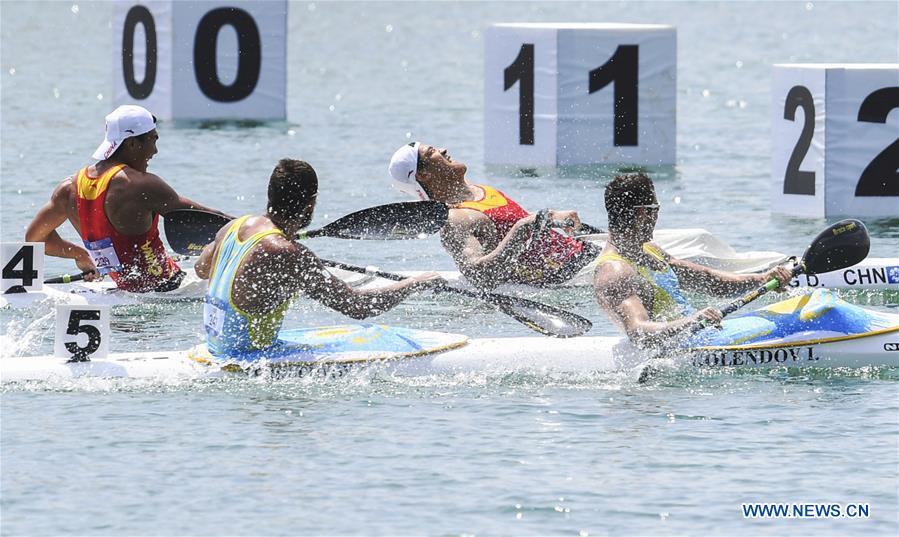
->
[[596, 243, 694, 321], [204, 216, 291, 358]]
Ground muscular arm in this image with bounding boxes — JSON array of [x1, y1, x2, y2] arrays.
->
[[135, 171, 229, 217], [594, 260, 716, 347], [440, 209, 536, 289], [24, 180, 97, 275], [194, 223, 232, 280], [236, 238, 439, 320], [661, 245, 789, 296]]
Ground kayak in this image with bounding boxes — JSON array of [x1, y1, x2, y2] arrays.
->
[[2, 228, 896, 309], [3, 291, 897, 383]]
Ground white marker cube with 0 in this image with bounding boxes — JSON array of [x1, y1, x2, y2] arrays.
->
[[1, 243, 44, 294], [771, 64, 899, 218], [113, 0, 286, 121], [54, 305, 111, 361], [485, 23, 677, 167]]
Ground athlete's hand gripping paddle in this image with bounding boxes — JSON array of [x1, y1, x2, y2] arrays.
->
[[712, 219, 870, 321], [164, 201, 450, 256], [320, 259, 592, 338]]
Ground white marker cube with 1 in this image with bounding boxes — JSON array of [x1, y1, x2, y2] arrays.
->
[[771, 64, 899, 218], [485, 23, 676, 167], [113, 0, 286, 121]]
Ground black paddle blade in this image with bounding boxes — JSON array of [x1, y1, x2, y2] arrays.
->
[[486, 293, 593, 338], [164, 210, 233, 256], [316, 201, 449, 240], [801, 219, 870, 274]]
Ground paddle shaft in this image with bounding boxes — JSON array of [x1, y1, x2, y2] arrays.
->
[[44, 272, 88, 284], [319, 258, 592, 337], [717, 263, 803, 317], [322, 259, 488, 301]]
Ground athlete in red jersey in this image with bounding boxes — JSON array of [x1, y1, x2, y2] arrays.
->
[[26, 105, 224, 292], [388, 142, 598, 289]]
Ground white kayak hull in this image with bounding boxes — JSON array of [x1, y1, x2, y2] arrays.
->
[[4, 327, 897, 383]]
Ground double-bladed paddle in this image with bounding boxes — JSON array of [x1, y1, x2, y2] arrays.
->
[[163, 201, 450, 255], [164, 201, 603, 256], [164, 204, 591, 337], [320, 259, 592, 338], [713, 218, 870, 320]]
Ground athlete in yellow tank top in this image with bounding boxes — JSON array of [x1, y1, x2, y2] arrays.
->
[[195, 159, 444, 359], [593, 173, 792, 347]]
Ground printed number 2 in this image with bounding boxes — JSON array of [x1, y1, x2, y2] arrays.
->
[[2, 245, 37, 286], [783, 86, 816, 195], [855, 87, 899, 196], [784, 84, 899, 197], [65, 310, 102, 361], [503, 44, 639, 147]]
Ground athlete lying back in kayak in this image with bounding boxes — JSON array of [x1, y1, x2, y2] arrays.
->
[[389, 142, 596, 290], [593, 173, 793, 347], [194, 159, 443, 359]]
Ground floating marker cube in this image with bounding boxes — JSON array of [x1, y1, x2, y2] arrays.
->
[[771, 64, 899, 218], [113, 0, 286, 121], [485, 23, 677, 167]]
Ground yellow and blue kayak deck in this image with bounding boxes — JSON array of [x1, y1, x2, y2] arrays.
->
[[188, 324, 469, 367], [689, 289, 899, 348]]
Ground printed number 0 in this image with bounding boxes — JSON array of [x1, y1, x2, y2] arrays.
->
[[65, 310, 102, 362], [122, 6, 262, 102], [503, 44, 639, 147]]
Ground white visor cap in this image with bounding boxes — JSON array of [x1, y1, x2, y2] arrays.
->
[[388, 142, 428, 200], [92, 105, 157, 161]]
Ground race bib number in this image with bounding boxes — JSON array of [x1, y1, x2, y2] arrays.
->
[[203, 300, 226, 337], [83, 237, 122, 274]]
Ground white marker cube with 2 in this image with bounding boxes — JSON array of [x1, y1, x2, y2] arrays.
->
[[771, 64, 899, 218], [113, 0, 286, 121], [485, 23, 676, 167]]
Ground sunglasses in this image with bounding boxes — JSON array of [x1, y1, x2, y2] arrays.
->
[[634, 203, 660, 211]]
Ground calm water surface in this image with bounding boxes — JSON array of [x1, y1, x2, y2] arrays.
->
[[2, 1, 897, 535]]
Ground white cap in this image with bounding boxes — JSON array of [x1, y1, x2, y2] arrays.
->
[[92, 105, 157, 161], [388, 142, 428, 200]]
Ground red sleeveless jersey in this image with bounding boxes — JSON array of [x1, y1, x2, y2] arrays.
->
[[75, 164, 180, 292], [456, 184, 586, 284]]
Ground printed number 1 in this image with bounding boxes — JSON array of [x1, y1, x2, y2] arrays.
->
[[504, 44, 535, 145], [589, 45, 639, 146], [502, 44, 640, 147]]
